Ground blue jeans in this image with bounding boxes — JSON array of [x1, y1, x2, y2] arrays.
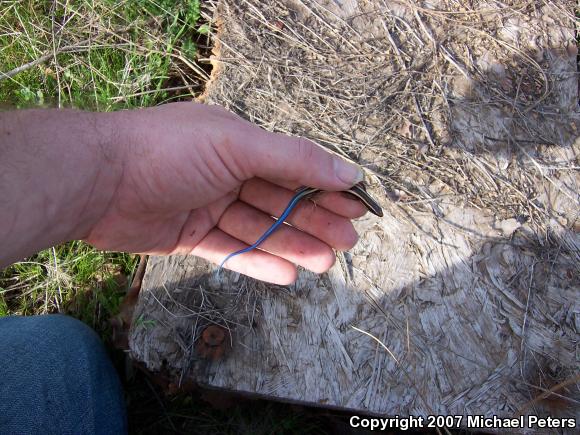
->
[[0, 315, 127, 434]]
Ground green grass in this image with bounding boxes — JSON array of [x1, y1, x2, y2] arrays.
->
[[0, 242, 137, 334], [0, 0, 209, 110]]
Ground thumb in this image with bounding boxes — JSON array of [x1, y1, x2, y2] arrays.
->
[[240, 130, 364, 190]]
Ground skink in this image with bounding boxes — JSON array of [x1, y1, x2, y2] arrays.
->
[[219, 182, 383, 269]]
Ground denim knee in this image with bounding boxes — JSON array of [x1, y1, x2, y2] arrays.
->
[[0, 314, 127, 435]]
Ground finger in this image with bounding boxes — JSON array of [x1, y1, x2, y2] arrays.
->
[[228, 127, 365, 190], [316, 191, 368, 218], [238, 180, 360, 248], [250, 178, 368, 218], [217, 201, 337, 273], [191, 228, 299, 285]]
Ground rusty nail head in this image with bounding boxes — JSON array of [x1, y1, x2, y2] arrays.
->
[[202, 325, 226, 347]]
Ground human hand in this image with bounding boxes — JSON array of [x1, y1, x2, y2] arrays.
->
[[86, 102, 369, 284]]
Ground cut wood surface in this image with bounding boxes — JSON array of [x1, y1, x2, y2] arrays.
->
[[130, 0, 579, 429]]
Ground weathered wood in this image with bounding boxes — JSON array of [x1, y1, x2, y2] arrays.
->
[[130, 0, 579, 430]]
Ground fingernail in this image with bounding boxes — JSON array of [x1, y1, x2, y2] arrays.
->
[[334, 157, 364, 186]]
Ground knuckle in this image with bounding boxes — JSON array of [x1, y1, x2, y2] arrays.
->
[[297, 136, 315, 161]]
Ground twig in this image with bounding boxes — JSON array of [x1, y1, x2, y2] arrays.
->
[[0, 40, 92, 82], [514, 373, 580, 417], [351, 325, 399, 364]]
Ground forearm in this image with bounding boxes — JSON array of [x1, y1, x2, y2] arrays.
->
[[0, 109, 123, 268]]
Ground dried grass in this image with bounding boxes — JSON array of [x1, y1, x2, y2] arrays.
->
[[202, 0, 578, 231]]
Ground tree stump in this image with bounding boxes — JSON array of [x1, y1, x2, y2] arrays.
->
[[129, 1, 579, 430]]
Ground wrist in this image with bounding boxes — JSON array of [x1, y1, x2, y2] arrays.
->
[[0, 108, 126, 268], [67, 110, 126, 241]]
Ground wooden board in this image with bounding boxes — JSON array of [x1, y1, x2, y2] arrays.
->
[[130, 0, 579, 429]]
